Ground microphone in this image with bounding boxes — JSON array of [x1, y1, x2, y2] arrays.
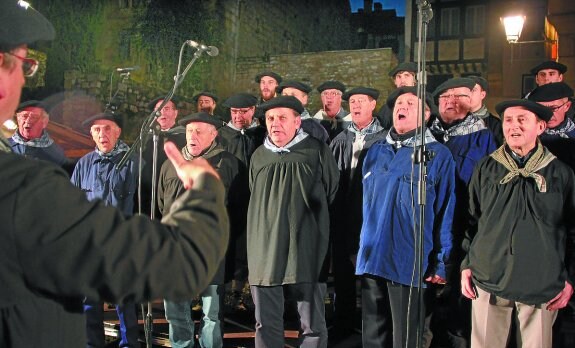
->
[[116, 66, 140, 73], [185, 40, 219, 57]]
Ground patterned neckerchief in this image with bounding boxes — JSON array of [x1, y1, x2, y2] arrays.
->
[[544, 117, 575, 138], [94, 140, 130, 159], [263, 128, 308, 153], [11, 130, 54, 148], [300, 109, 312, 120], [471, 105, 490, 119], [347, 118, 384, 136], [430, 114, 486, 142], [386, 128, 437, 149]]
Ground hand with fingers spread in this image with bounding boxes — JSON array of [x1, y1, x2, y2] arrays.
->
[[164, 141, 220, 189]]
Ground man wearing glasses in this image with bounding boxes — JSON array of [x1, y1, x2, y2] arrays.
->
[[313, 80, 350, 140], [9, 100, 68, 165], [0, 1, 229, 347], [429, 77, 497, 348]]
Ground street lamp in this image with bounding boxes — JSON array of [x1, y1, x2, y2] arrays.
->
[[502, 15, 525, 43]]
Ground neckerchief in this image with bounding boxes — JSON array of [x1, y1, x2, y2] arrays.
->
[[386, 128, 437, 149], [471, 105, 490, 119], [347, 118, 383, 136], [11, 130, 54, 148], [300, 109, 312, 120], [263, 128, 308, 153], [490, 141, 555, 192], [430, 114, 486, 142], [545, 117, 575, 139], [0, 133, 12, 153], [226, 118, 259, 133], [95, 140, 130, 159]]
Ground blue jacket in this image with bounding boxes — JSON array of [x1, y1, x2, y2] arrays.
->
[[70, 146, 137, 216], [356, 140, 456, 286], [9, 140, 67, 166]]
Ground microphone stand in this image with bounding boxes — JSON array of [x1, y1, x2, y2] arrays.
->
[[412, 2, 433, 348], [115, 42, 211, 348]]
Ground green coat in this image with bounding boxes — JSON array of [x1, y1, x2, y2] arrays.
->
[[247, 136, 339, 286]]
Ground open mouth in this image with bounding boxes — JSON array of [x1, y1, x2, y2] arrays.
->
[[397, 113, 407, 120]]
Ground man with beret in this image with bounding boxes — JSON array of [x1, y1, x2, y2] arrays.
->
[[467, 75, 504, 145], [312, 80, 351, 140], [71, 112, 139, 348], [277, 80, 330, 143], [193, 91, 219, 116], [9, 100, 68, 165], [140, 96, 187, 218], [158, 112, 241, 348], [247, 96, 339, 348], [525, 61, 568, 99], [429, 77, 497, 347], [376, 62, 419, 129], [255, 71, 282, 104], [461, 99, 575, 348], [219, 92, 265, 310], [0, 3, 229, 346], [357, 86, 456, 348], [328, 86, 386, 341]]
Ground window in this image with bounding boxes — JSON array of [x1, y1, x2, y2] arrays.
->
[[465, 5, 485, 35], [440, 7, 460, 37]]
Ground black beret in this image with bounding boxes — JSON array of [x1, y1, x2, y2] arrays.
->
[[433, 78, 476, 98], [257, 95, 304, 115], [495, 100, 553, 122], [386, 87, 437, 113], [178, 112, 224, 128], [388, 62, 418, 77], [530, 61, 567, 75], [82, 112, 123, 129], [147, 96, 180, 111], [0, 1, 55, 50], [527, 82, 574, 102], [276, 80, 312, 95], [342, 87, 380, 101], [255, 71, 283, 84], [192, 91, 218, 103], [222, 93, 258, 108], [467, 75, 489, 93], [16, 100, 47, 112], [317, 80, 346, 93]]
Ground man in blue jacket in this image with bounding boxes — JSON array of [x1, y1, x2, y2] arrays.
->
[[357, 87, 456, 348], [71, 112, 139, 348]]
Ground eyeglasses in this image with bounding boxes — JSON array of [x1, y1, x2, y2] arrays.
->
[[230, 108, 252, 115], [547, 100, 569, 112], [5, 52, 39, 77], [321, 91, 342, 97], [438, 94, 470, 101]]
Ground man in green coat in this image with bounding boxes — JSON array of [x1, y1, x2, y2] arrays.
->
[[247, 96, 339, 348]]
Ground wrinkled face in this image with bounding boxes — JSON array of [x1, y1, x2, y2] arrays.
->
[[90, 119, 121, 154], [197, 96, 216, 114], [393, 71, 416, 88], [438, 87, 472, 124], [320, 89, 343, 114], [0, 46, 27, 123], [536, 69, 563, 86], [259, 76, 278, 101], [502, 106, 545, 154], [468, 84, 486, 112], [230, 106, 255, 129], [393, 93, 430, 134], [185, 122, 218, 156], [538, 98, 571, 129], [16, 106, 48, 140], [281, 87, 308, 106], [349, 94, 376, 130], [154, 100, 178, 130], [265, 107, 301, 148]]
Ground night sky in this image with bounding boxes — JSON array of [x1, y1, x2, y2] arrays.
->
[[349, 0, 406, 17]]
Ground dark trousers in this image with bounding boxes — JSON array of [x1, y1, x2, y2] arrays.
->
[[251, 283, 328, 348], [361, 275, 431, 348], [332, 248, 357, 331]]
